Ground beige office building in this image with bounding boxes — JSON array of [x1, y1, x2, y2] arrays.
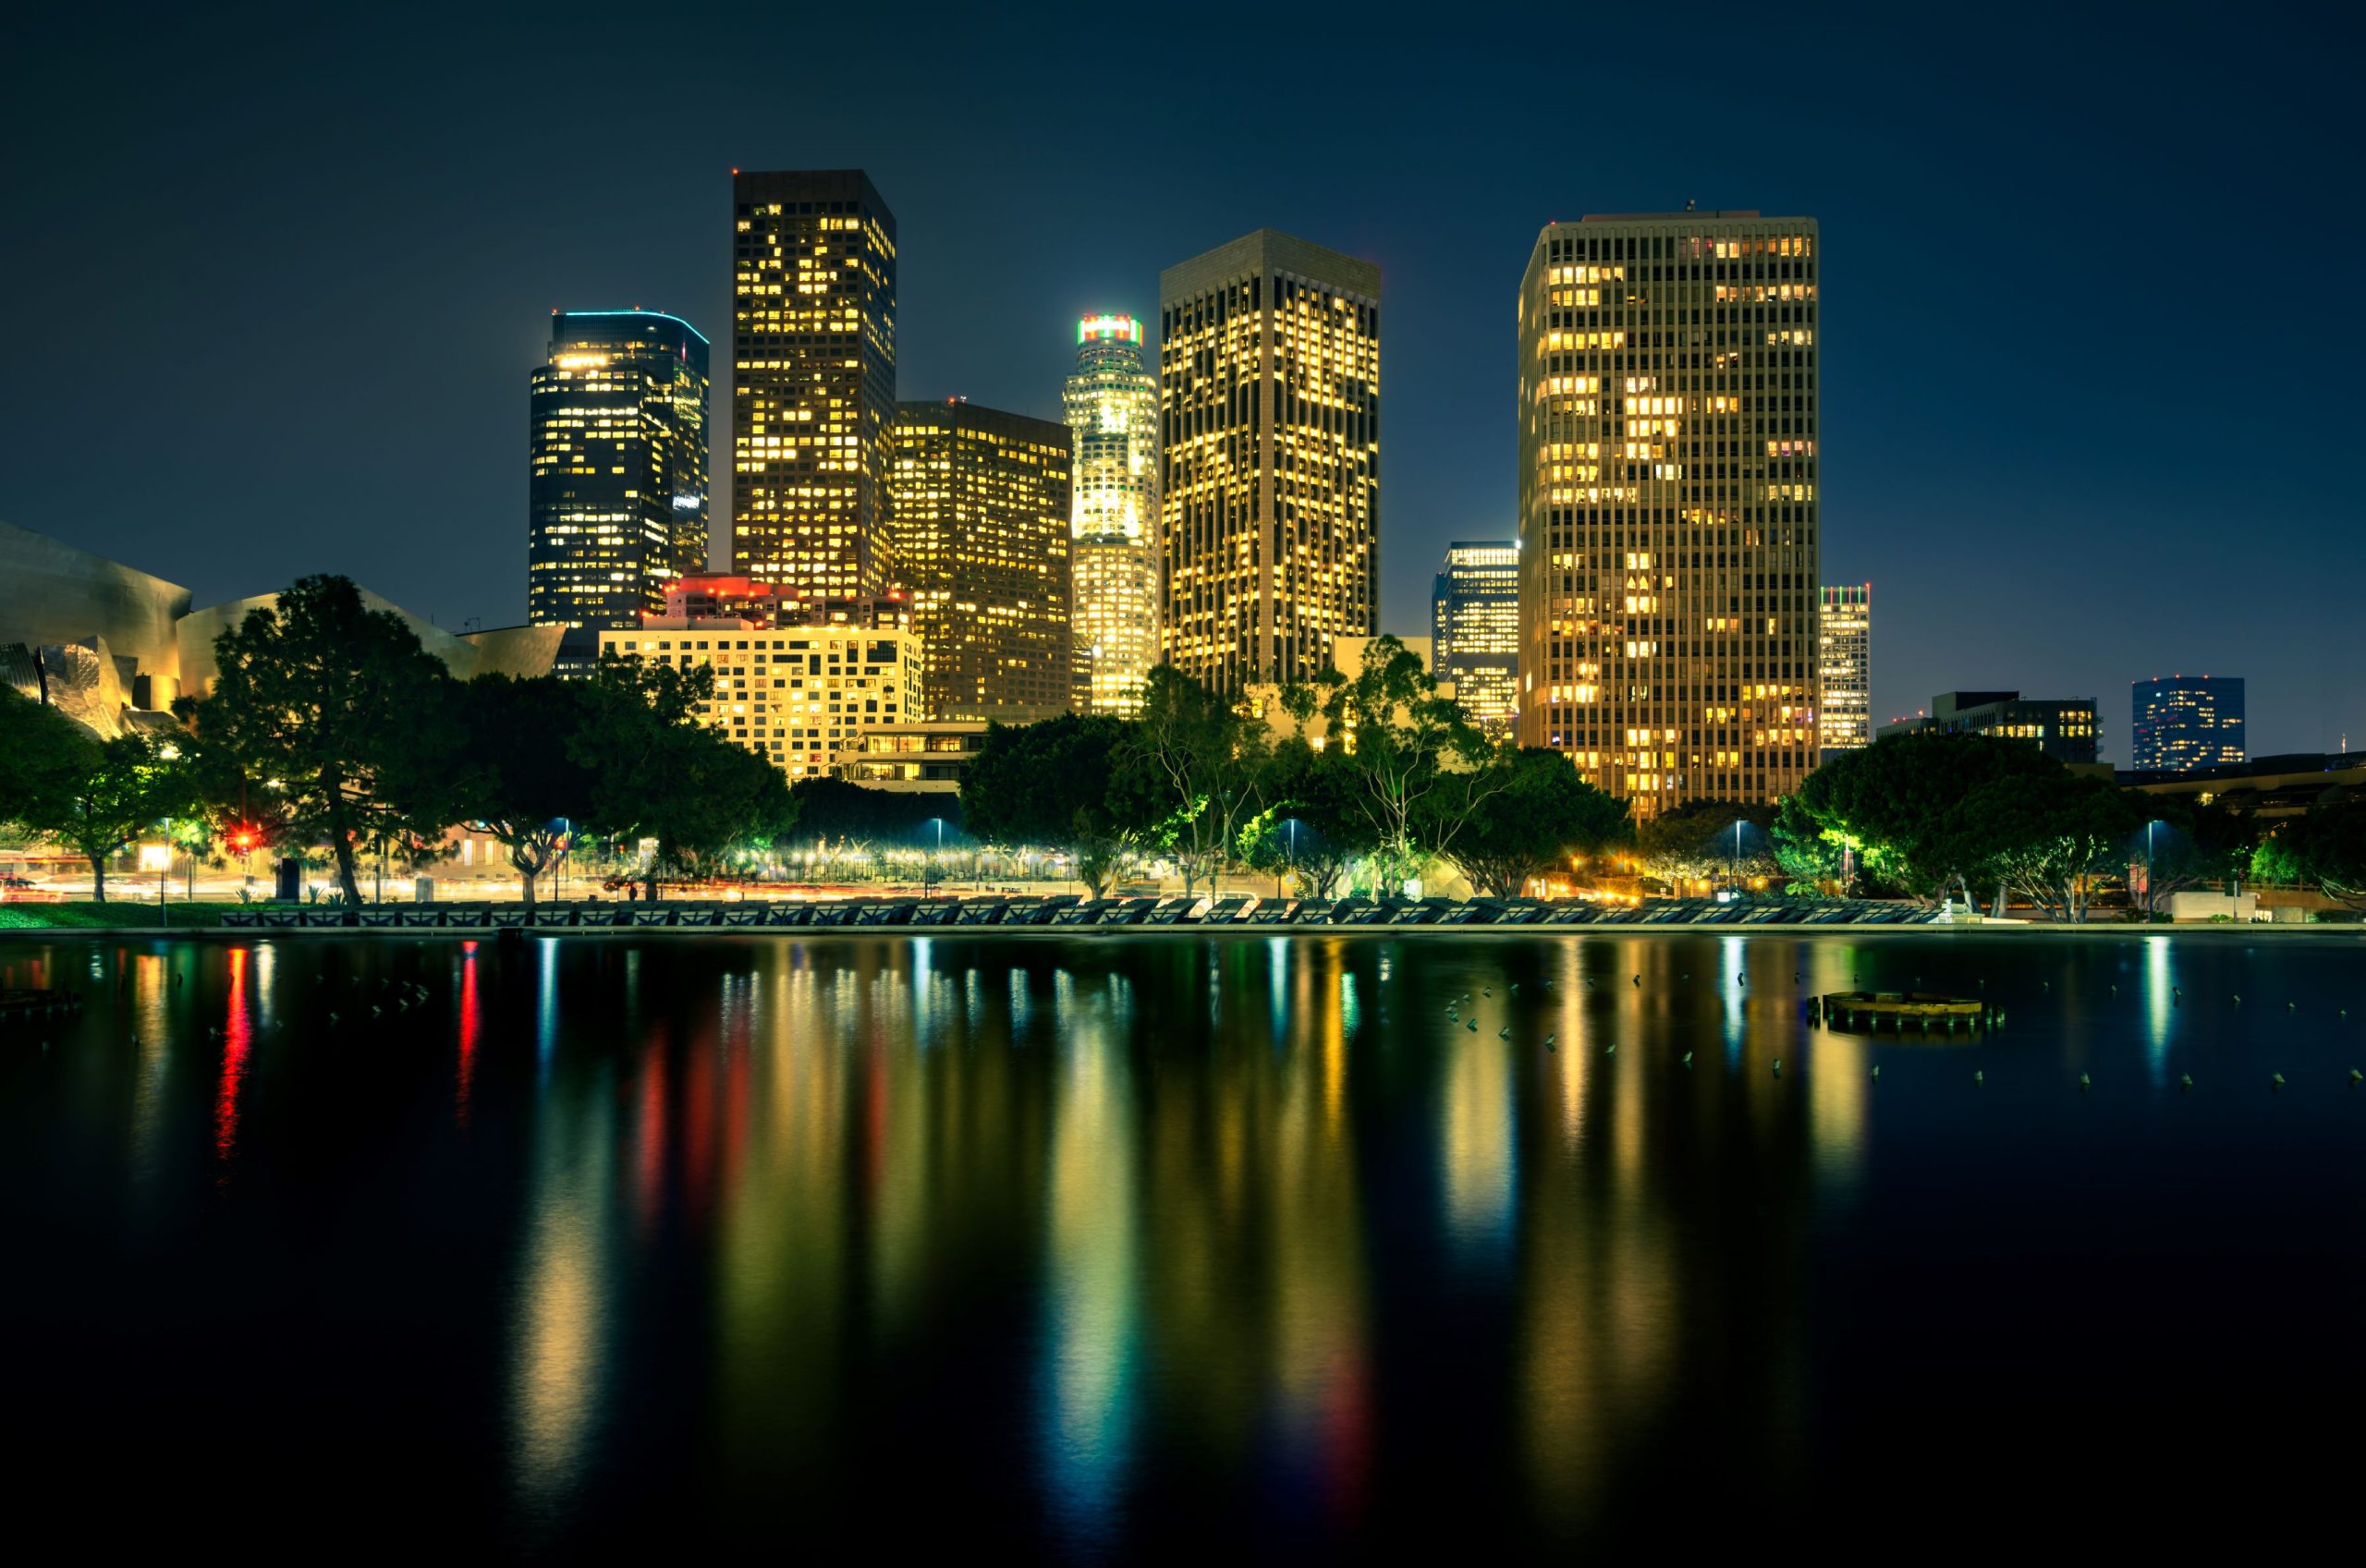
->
[[1159, 229, 1379, 691], [887, 399, 1074, 722], [1516, 210, 1820, 817], [729, 170, 897, 598], [597, 616, 921, 782]]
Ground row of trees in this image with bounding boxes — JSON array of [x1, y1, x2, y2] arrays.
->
[[961, 640, 1633, 899], [2, 577, 796, 906]]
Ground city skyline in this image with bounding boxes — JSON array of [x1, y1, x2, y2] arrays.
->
[[4, 7, 2355, 753]]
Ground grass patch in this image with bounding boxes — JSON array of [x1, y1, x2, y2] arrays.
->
[[0, 901, 250, 930]]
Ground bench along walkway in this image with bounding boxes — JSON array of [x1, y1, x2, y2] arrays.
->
[[212, 894, 1942, 931]]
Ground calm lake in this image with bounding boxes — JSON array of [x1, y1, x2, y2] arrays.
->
[[4, 930, 2361, 1558]]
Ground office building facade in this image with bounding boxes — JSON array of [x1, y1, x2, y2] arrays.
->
[[1431, 541, 1519, 738], [1517, 211, 1820, 817], [2131, 675, 2244, 771], [730, 169, 897, 598], [1159, 229, 1379, 691], [887, 399, 1073, 722], [1818, 583, 1872, 754], [527, 310, 710, 635], [1065, 314, 1160, 716], [598, 616, 921, 782], [1877, 690, 2100, 765]]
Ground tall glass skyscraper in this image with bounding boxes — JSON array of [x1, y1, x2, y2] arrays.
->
[[1517, 211, 1819, 817], [730, 169, 896, 598], [1818, 583, 1872, 754], [2131, 675, 2244, 771], [1432, 541, 1518, 738], [527, 309, 710, 634], [1159, 229, 1379, 691], [886, 399, 1074, 722], [1065, 314, 1159, 716]]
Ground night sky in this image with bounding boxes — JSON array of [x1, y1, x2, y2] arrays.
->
[[5, 4, 2355, 757]]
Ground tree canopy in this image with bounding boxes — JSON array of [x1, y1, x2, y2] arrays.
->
[[1441, 748, 1630, 898]]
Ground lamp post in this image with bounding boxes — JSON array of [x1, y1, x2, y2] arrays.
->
[[925, 818, 945, 894], [1732, 820, 1743, 896]]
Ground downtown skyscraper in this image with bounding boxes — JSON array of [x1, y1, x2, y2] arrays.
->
[[1818, 583, 1871, 755], [527, 310, 710, 634], [2131, 675, 2244, 771], [1517, 211, 1820, 816], [887, 399, 1074, 722], [1065, 314, 1160, 717], [1159, 230, 1379, 690], [1432, 541, 1519, 738], [730, 170, 896, 597]]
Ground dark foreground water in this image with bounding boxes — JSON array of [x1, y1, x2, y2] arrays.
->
[[4, 930, 2362, 1558]]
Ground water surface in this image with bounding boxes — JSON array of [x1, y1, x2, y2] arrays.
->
[[4, 930, 2360, 1557]]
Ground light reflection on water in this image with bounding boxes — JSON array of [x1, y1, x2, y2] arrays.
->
[[4, 929, 2364, 1555]]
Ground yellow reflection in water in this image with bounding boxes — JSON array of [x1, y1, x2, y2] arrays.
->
[[510, 1067, 616, 1519]]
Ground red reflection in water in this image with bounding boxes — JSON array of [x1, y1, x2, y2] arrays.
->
[[457, 951, 482, 1126], [215, 947, 252, 1168], [636, 1038, 668, 1234], [1321, 1354, 1373, 1526], [681, 1021, 715, 1223]]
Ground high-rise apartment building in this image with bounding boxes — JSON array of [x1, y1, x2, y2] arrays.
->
[[729, 169, 896, 598], [1818, 583, 1872, 755], [1159, 229, 1379, 691], [2131, 675, 2244, 771], [1879, 691, 2099, 765], [1432, 541, 1519, 738], [1065, 314, 1160, 716], [886, 399, 1073, 722], [1517, 211, 1820, 817], [527, 310, 710, 635]]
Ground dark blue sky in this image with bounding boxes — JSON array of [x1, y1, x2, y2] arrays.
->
[[5, 2, 2356, 756]]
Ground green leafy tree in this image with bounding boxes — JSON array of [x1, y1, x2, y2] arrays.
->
[[0, 695, 198, 901], [1633, 800, 1779, 894], [1240, 738, 1372, 897], [1958, 770, 2140, 922], [1791, 732, 2065, 905], [1772, 795, 1846, 893], [961, 713, 1140, 896], [1118, 665, 1272, 893], [1282, 636, 1508, 894], [1441, 748, 1631, 897], [2252, 796, 2366, 903], [785, 777, 957, 845], [177, 575, 459, 906], [448, 675, 601, 915], [2129, 799, 2252, 918]]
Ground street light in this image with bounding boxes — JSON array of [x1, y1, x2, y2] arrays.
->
[[924, 818, 945, 894]]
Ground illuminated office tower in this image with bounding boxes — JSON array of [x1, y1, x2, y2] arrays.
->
[[2131, 675, 2244, 771], [887, 399, 1073, 722], [527, 310, 710, 633], [1432, 541, 1519, 738], [1159, 229, 1379, 690], [730, 169, 896, 597], [1517, 211, 1820, 816], [1818, 583, 1872, 754], [1065, 314, 1160, 716]]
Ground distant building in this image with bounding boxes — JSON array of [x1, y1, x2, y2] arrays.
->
[[730, 170, 897, 599], [887, 399, 1073, 722], [1818, 584, 1872, 755], [2125, 750, 2363, 820], [527, 310, 710, 645], [834, 721, 990, 793], [1517, 211, 1820, 818], [1877, 690, 2100, 765], [1431, 541, 1518, 738], [656, 574, 910, 632], [1065, 314, 1160, 717], [1160, 229, 1379, 690], [597, 615, 921, 782], [1248, 636, 1450, 751], [2131, 675, 2244, 772]]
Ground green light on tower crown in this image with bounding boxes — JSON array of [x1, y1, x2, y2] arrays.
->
[[1078, 314, 1141, 345]]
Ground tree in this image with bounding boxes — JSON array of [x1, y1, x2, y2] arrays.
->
[[1118, 665, 1272, 893], [1442, 748, 1631, 897], [0, 694, 197, 901], [785, 777, 956, 845], [1239, 737, 1372, 897], [1772, 795, 1846, 893], [1958, 770, 2140, 922], [1283, 636, 1508, 893], [2253, 796, 2366, 904], [178, 576, 458, 906], [1633, 800, 1779, 894], [962, 713, 1139, 897], [2128, 799, 2252, 918], [447, 675, 600, 915], [1791, 732, 2065, 905], [567, 652, 795, 901]]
